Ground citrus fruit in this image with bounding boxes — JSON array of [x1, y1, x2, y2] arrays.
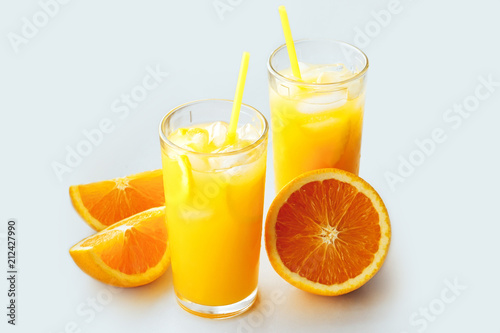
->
[[69, 169, 164, 231], [265, 168, 391, 296], [69, 207, 170, 287]]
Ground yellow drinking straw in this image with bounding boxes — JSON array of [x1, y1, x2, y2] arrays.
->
[[227, 51, 250, 143], [279, 5, 301, 80]]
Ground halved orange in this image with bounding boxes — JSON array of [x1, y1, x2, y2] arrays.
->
[[265, 168, 391, 296], [69, 169, 164, 231], [69, 207, 170, 287]]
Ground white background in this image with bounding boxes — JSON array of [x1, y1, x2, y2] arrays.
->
[[1, 0, 499, 332]]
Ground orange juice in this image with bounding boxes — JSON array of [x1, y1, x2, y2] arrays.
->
[[270, 64, 366, 190], [268, 40, 369, 191], [159, 100, 268, 318]]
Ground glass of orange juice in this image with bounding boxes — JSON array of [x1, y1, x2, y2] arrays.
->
[[268, 39, 369, 191], [159, 99, 268, 318]]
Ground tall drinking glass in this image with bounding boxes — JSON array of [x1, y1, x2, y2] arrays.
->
[[268, 39, 369, 191], [159, 99, 268, 318]]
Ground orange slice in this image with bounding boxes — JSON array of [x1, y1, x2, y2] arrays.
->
[[69, 169, 164, 231], [265, 168, 391, 296], [69, 207, 170, 287]]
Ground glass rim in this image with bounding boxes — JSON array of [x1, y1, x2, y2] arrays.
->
[[267, 39, 369, 87], [159, 98, 269, 157]]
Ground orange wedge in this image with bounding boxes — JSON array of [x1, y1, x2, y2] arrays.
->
[[69, 207, 170, 287], [265, 168, 391, 296], [69, 169, 164, 231]]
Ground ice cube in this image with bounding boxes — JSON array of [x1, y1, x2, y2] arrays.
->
[[296, 90, 348, 114], [317, 71, 347, 83], [206, 121, 229, 148], [298, 62, 310, 71], [275, 82, 299, 98], [186, 154, 209, 171], [168, 128, 189, 149], [301, 66, 324, 82], [322, 63, 347, 72], [208, 145, 259, 171], [168, 127, 209, 152], [225, 164, 252, 181], [236, 123, 260, 142], [208, 154, 247, 171], [280, 62, 310, 80], [347, 80, 363, 100], [186, 128, 209, 151], [299, 63, 357, 84], [316, 65, 356, 83], [274, 62, 310, 97]]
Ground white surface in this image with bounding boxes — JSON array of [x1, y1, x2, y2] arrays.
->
[[1, 0, 499, 332]]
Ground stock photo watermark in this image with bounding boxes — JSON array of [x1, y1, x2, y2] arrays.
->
[[349, 0, 404, 50], [400, 277, 467, 333], [347, 0, 428, 52], [51, 64, 168, 182], [7, 0, 73, 54], [385, 74, 499, 191], [237, 289, 286, 333], [177, 169, 235, 218], [213, 0, 244, 21], [55, 284, 123, 333], [5, 219, 18, 326]]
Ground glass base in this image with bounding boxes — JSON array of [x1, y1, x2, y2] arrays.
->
[[176, 288, 257, 319]]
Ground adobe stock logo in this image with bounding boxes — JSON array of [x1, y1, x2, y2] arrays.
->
[[7, 0, 73, 54], [51, 65, 168, 182], [56, 284, 123, 333], [237, 289, 286, 333], [384, 74, 499, 191], [400, 278, 467, 333], [351, 0, 403, 49], [212, 0, 244, 21]]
